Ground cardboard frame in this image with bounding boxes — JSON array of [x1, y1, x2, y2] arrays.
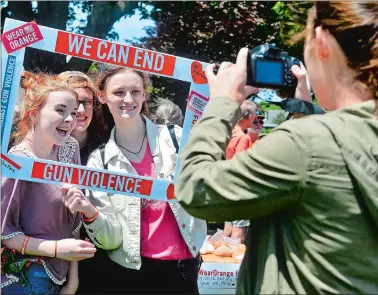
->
[[1, 18, 210, 202]]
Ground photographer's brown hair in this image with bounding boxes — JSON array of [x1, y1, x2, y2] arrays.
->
[[295, 2, 378, 104]]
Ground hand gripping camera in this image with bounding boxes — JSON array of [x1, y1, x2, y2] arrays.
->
[[246, 44, 301, 89], [246, 44, 325, 115]]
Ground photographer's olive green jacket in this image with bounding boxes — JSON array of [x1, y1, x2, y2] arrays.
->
[[176, 97, 378, 294]]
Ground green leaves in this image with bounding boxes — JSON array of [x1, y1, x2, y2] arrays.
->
[[9, 264, 19, 273], [271, 1, 313, 59], [137, 1, 282, 109], [19, 258, 29, 269], [1, 248, 31, 287], [259, 101, 282, 111]]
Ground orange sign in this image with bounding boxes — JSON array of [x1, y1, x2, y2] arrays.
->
[[55, 31, 176, 76]]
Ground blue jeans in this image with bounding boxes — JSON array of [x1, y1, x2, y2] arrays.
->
[[2, 263, 60, 295]]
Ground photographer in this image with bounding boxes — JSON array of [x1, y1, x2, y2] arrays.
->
[[176, 2, 378, 294]]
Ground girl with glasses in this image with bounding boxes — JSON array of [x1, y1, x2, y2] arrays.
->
[[57, 71, 107, 165]]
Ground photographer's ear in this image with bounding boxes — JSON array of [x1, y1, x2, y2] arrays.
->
[[314, 26, 330, 61]]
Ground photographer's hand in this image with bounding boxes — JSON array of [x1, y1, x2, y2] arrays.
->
[[205, 48, 259, 105], [292, 62, 312, 103]]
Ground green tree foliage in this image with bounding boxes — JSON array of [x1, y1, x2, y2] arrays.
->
[[258, 101, 282, 111], [136, 1, 282, 111], [272, 1, 313, 59], [261, 127, 273, 135], [137, 1, 315, 112]]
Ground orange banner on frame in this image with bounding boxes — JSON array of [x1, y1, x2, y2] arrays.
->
[[55, 31, 176, 76]]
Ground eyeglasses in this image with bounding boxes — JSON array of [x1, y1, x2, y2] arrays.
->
[[78, 100, 94, 109], [253, 117, 265, 125]]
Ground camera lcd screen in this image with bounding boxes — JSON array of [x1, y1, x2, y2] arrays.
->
[[255, 60, 283, 85]]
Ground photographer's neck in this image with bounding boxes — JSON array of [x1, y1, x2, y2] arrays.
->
[[328, 82, 372, 111], [320, 54, 372, 111]]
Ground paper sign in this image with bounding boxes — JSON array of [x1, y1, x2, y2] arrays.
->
[[2, 21, 43, 54], [173, 84, 210, 179], [198, 262, 240, 291], [55, 31, 176, 76], [188, 90, 209, 116], [1, 18, 211, 202]]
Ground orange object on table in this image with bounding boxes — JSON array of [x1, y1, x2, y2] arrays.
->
[[201, 253, 242, 264]]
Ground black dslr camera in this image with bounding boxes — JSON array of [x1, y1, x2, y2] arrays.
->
[[246, 44, 301, 89]]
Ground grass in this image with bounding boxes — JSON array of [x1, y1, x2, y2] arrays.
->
[[260, 104, 282, 111]]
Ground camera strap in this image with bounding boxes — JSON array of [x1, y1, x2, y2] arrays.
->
[[167, 123, 179, 154], [268, 98, 326, 115]]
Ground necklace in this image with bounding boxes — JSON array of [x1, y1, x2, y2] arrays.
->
[[117, 131, 147, 158]]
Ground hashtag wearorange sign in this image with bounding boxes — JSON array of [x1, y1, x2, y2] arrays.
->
[[2, 21, 43, 54]]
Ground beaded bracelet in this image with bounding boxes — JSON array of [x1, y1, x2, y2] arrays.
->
[[21, 236, 30, 255], [82, 206, 99, 223]]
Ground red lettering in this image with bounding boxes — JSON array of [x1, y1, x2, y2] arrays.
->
[[55, 31, 176, 76], [31, 162, 153, 196]]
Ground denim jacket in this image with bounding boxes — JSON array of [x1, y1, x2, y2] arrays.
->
[[84, 116, 207, 270]]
